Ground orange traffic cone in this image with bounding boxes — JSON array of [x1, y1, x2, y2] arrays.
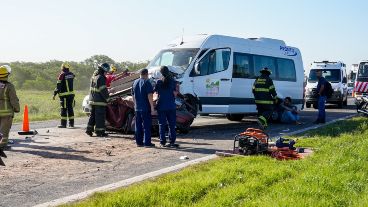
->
[[18, 105, 37, 135]]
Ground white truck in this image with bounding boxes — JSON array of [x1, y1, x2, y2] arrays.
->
[[147, 34, 305, 121], [305, 61, 348, 108], [348, 64, 359, 95]]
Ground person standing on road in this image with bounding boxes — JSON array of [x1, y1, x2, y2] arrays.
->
[[0, 65, 20, 150], [252, 67, 278, 129], [314, 69, 327, 124], [86, 63, 111, 137], [132, 68, 155, 147], [53, 63, 75, 128], [155, 66, 179, 148]]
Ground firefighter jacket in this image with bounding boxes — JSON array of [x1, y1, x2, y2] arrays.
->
[[0, 80, 20, 117], [89, 71, 110, 106], [54, 69, 75, 97], [252, 74, 277, 105]]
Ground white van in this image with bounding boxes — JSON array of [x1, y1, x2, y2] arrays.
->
[[147, 34, 305, 121], [305, 61, 348, 108]]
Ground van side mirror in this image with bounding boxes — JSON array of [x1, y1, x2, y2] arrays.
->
[[192, 62, 200, 76]]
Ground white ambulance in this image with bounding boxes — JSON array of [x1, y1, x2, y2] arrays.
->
[[147, 34, 305, 121], [305, 61, 348, 108]]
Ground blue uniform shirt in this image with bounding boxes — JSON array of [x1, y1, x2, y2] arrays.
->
[[154, 79, 176, 111], [132, 78, 153, 112], [317, 77, 327, 97]]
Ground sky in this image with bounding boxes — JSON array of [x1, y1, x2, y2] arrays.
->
[[0, 0, 367, 70]]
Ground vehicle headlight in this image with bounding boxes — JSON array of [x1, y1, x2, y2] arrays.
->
[[176, 73, 184, 79]]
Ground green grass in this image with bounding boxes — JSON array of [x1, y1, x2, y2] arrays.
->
[[64, 117, 368, 207], [13, 90, 88, 123]]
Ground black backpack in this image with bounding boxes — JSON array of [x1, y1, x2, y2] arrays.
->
[[325, 81, 333, 98]]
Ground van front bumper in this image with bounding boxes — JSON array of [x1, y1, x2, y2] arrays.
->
[[305, 91, 343, 104]]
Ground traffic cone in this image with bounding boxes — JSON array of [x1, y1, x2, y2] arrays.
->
[[18, 105, 37, 135]]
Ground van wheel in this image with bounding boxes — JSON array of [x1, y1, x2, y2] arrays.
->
[[338, 101, 343, 108], [226, 114, 244, 121], [306, 103, 311, 108], [184, 94, 198, 117], [313, 104, 318, 109], [343, 98, 348, 106]]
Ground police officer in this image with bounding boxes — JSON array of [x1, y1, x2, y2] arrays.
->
[[86, 63, 110, 137], [252, 67, 278, 129], [53, 63, 75, 128], [0, 65, 20, 150], [155, 66, 179, 148], [132, 68, 155, 147]]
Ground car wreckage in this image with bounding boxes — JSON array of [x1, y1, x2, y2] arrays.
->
[[82, 68, 196, 134]]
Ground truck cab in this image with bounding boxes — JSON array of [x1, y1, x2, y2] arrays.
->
[[305, 61, 348, 108], [354, 61, 368, 104]]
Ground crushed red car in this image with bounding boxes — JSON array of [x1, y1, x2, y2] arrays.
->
[[104, 72, 196, 134]]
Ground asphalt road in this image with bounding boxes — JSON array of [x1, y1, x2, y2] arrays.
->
[[1, 98, 357, 207]]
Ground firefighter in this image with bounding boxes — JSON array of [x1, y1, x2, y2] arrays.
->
[[86, 63, 111, 137], [0, 65, 20, 150], [53, 63, 75, 128], [252, 67, 278, 129], [106, 64, 117, 88]]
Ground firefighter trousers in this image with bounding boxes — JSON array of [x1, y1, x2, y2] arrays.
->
[[60, 95, 75, 126], [256, 104, 274, 124], [87, 105, 106, 135], [0, 116, 13, 148]]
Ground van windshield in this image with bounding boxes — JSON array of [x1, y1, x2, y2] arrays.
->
[[308, 69, 341, 83], [358, 62, 368, 80], [148, 48, 199, 70]]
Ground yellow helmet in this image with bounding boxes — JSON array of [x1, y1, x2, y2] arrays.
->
[[61, 62, 71, 70], [0, 65, 11, 78], [110, 64, 117, 73]]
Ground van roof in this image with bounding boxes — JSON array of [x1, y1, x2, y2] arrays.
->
[[166, 34, 289, 49], [310, 61, 346, 70]]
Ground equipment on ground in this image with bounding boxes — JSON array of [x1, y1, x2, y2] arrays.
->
[[275, 137, 296, 150], [233, 128, 269, 155]]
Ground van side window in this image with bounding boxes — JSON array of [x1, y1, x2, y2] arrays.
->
[[192, 48, 231, 76], [277, 58, 296, 81], [254, 55, 277, 79], [233, 53, 254, 78]]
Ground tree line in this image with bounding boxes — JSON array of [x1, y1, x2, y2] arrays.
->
[[1, 55, 148, 91]]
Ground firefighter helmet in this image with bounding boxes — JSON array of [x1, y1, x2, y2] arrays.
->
[[0, 65, 12, 78], [98, 63, 111, 72], [260, 67, 272, 75], [61, 62, 71, 70]]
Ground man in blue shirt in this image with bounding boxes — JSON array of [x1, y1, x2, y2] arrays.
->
[[314, 69, 327, 124], [132, 69, 155, 147]]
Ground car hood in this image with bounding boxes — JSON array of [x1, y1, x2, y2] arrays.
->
[[148, 66, 185, 79]]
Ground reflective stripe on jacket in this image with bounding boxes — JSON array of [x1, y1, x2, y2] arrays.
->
[[252, 75, 277, 105], [0, 81, 20, 117], [54, 70, 75, 97], [89, 71, 109, 106]]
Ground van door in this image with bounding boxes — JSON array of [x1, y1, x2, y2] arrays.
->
[[190, 48, 232, 113]]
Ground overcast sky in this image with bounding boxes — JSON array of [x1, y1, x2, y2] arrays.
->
[[0, 0, 367, 70]]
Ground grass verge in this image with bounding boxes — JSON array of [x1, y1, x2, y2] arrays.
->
[[65, 117, 368, 207], [13, 90, 88, 123]]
